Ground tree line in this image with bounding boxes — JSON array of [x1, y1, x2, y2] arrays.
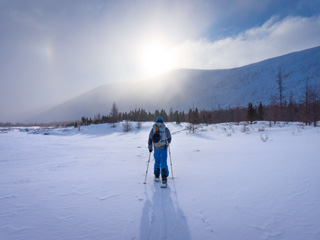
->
[[1, 99, 319, 128], [76, 96, 319, 128]]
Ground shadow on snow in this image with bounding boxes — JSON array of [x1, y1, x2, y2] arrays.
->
[[140, 181, 191, 240]]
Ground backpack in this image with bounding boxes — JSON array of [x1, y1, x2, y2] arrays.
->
[[152, 122, 167, 148]]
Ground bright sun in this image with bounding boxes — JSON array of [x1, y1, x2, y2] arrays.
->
[[140, 42, 173, 77]]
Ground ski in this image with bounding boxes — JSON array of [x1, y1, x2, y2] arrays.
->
[[160, 182, 167, 188]]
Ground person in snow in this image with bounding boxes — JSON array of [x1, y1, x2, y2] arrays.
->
[[148, 116, 172, 186]]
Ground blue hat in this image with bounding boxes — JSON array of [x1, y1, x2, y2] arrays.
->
[[156, 116, 163, 123]]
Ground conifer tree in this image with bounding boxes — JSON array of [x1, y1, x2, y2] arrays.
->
[[154, 110, 160, 119], [247, 103, 256, 124], [160, 109, 168, 122], [169, 107, 174, 122], [110, 102, 119, 127], [194, 108, 199, 124], [257, 102, 264, 121], [173, 111, 180, 124]]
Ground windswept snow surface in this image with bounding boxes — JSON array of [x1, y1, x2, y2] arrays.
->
[[0, 122, 319, 240]]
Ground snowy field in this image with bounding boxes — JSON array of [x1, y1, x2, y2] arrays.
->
[[0, 121, 320, 240]]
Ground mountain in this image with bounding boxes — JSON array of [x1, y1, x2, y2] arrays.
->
[[32, 46, 320, 122]]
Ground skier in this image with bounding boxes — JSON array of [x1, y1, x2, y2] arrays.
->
[[148, 116, 172, 188]]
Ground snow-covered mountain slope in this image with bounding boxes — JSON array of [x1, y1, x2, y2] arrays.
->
[[33, 46, 320, 122], [0, 122, 319, 239]]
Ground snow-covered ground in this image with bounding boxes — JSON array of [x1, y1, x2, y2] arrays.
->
[[0, 122, 319, 240]]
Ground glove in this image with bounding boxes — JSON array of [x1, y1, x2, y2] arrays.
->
[[149, 148, 153, 153]]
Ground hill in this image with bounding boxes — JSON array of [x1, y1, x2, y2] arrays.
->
[[31, 46, 320, 122]]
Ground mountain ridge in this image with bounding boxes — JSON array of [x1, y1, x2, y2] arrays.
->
[[30, 46, 320, 122]]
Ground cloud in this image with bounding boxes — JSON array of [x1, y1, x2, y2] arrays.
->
[[172, 15, 320, 69], [1, 0, 320, 122], [0, 0, 215, 122]]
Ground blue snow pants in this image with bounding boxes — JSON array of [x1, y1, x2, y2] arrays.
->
[[153, 148, 169, 177]]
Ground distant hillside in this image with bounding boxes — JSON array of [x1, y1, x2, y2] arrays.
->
[[31, 46, 320, 122]]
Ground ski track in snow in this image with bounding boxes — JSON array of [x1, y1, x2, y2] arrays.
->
[[0, 122, 320, 240]]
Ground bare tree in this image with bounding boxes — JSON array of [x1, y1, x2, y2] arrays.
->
[[310, 85, 320, 127], [275, 67, 289, 118], [287, 92, 295, 122], [136, 121, 142, 129], [302, 78, 312, 125], [267, 94, 280, 125], [122, 120, 132, 132]]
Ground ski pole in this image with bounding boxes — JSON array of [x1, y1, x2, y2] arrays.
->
[[168, 145, 174, 179], [143, 152, 152, 184]]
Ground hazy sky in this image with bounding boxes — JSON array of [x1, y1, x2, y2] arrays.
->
[[1, 0, 320, 122]]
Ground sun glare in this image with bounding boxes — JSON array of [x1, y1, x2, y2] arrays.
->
[[140, 42, 173, 77]]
